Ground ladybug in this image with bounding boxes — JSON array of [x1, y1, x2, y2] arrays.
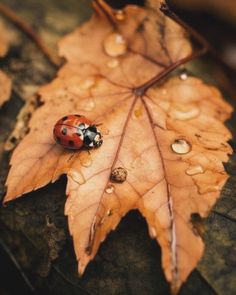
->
[[53, 114, 103, 150]]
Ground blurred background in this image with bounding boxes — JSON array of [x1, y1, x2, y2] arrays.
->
[[0, 0, 235, 294]]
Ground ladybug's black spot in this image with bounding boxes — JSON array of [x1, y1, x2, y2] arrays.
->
[[62, 128, 67, 135], [75, 114, 82, 118], [56, 136, 61, 143], [68, 140, 74, 146], [62, 116, 68, 121]]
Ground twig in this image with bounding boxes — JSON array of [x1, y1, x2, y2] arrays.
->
[[0, 3, 61, 67], [163, 1, 236, 88], [0, 238, 36, 293]]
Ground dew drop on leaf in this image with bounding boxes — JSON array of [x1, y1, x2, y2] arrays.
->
[[161, 88, 167, 95], [170, 107, 200, 120], [102, 128, 110, 135], [107, 58, 119, 68], [79, 151, 92, 167], [114, 10, 126, 21], [171, 139, 191, 154], [103, 33, 127, 57], [80, 77, 95, 90], [105, 184, 115, 194], [149, 226, 157, 238], [81, 98, 95, 111], [106, 209, 112, 216], [199, 184, 220, 194], [180, 71, 188, 81], [68, 170, 85, 185], [81, 159, 92, 168], [186, 165, 204, 176]]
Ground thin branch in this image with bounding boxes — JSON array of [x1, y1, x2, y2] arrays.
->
[[160, 2, 209, 54], [0, 3, 61, 67], [92, 0, 117, 28], [0, 238, 36, 292]]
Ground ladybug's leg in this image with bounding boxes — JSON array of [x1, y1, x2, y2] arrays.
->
[[67, 150, 80, 162], [95, 123, 103, 127]]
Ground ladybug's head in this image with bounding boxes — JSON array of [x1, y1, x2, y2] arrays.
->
[[93, 132, 103, 148], [84, 126, 103, 149]]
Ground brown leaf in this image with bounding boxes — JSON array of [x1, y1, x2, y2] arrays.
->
[[0, 20, 12, 108], [0, 19, 10, 57], [0, 70, 11, 108], [4, 1, 232, 293]]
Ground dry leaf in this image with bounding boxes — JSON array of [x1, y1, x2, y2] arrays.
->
[[4, 85, 40, 151], [4, 1, 232, 293], [0, 19, 12, 108], [0, 19, 10, 57], [0, 70, 11, 108]]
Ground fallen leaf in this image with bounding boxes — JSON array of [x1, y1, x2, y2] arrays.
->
[[0, 70, 11, 108], [4, 1, 232, 293], [4, 93, 39, 151], [0, 19, 12, 108], [0, 19, 10, 57]]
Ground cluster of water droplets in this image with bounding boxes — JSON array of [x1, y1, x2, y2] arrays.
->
[[102, 11, 127, 68]]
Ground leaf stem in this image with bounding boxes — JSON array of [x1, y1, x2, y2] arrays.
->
[[93, 0, 117, 28], [133, 2, 209, 96]]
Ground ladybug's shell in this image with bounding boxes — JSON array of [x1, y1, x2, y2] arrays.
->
[[53, 114, 92, 149], [56, 114, 92, 127]]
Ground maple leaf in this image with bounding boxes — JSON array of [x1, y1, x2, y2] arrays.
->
[[4, 0, 232, 293]]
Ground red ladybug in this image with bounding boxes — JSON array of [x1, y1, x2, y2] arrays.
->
[[53, 114, 103, 150]]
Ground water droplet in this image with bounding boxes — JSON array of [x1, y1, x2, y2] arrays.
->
[[102, 128, 110, 135], [103, 33, 127, 57], [80, 77, 95, 90], [199, 185, 220, 194], [180, 72, 188, 81], [68, 170, 85, 184], [114, 9, 126, 21], [81, 157, 92, 167], [105, 184, 115, 194], [149, 226, 157, 238], [107, 58, 119, 68], [161, 89, 167, 95], [170, 107, 200, 120], [81, 99, 95, 111], [186, 165, 204, 176], [106, 209, 112, 216], [171, 139, 191, 154], [79, 151, 92, 167]]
